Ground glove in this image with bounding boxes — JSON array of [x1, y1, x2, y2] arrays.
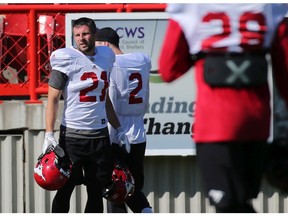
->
[[42, 132, 58, 154], [116, 127, 131, 153]]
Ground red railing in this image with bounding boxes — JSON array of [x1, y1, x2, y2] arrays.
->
[[0, 3, 166, 103]]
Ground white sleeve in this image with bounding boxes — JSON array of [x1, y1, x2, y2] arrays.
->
[[109, 68, 118, 107], [50, 49, 72, 75], [114, 66, 130, 98]]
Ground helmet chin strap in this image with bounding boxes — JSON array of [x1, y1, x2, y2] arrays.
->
[[54, 145, 65, 158]]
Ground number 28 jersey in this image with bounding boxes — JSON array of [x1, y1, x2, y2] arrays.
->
[[50, 46, 115, 130], [167, 4, 288, 53], [160, 4, 288, 142]]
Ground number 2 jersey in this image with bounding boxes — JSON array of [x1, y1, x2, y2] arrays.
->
[[108, 52, 151, 144], [159, 4, 288, 142], [49, 46, 115, 130]]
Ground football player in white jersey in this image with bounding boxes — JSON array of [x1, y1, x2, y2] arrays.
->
[[43, 17, 130, 213], [159, 4, 288, 213], [95, 27, 153, 213]]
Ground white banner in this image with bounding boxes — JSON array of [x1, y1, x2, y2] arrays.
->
[[65, 12, 196, 156]]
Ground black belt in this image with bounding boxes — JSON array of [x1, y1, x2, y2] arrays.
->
[[191, 50, 268, 61]]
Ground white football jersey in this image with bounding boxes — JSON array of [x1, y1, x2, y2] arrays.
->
[[108, 52, 151, 144], [50, 46, 115, 130], [167, 4, 288, 53]]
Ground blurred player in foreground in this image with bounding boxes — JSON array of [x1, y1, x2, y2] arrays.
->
[[159, 4, 288, 213]]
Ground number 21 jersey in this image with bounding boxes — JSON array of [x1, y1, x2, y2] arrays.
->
[[50, 46, 115, 130]]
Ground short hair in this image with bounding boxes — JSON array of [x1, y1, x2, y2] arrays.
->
[[95, 27, 120, 48], [72, 17, 97, 34]]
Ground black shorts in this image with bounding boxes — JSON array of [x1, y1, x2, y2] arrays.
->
[[196, 141, 267, 209], [111, 142, 146, 191], [110, 143, 151, 212], [59, 135, 114, 187]]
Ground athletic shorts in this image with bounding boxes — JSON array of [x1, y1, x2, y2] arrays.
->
[[110, 143, 151, 213], [196, 141, 267, 209], [111, 142, 146, 191], [59, 135, 114, 187]]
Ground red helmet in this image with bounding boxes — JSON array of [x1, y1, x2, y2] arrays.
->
[[103, 161, 135, 204], [34, 145, 72, 191]]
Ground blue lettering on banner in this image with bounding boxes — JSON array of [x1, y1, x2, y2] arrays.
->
[[116, 27, 145, 38]]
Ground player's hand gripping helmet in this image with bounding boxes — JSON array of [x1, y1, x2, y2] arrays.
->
[[265, 138, 288, 194], [103, 161, 135, 204], [34, 145, 72, 191]]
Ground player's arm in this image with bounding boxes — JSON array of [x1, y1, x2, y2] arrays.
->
[[46, 86, 62, 132], [42, 85, 62, 153], [106, 92, 121, 129], [106, 93, 131, 153], [46, 69, 67, 132], [42, 51, 69, 153], [271, 17, 288, 108], [158, 19, 193, 82]]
